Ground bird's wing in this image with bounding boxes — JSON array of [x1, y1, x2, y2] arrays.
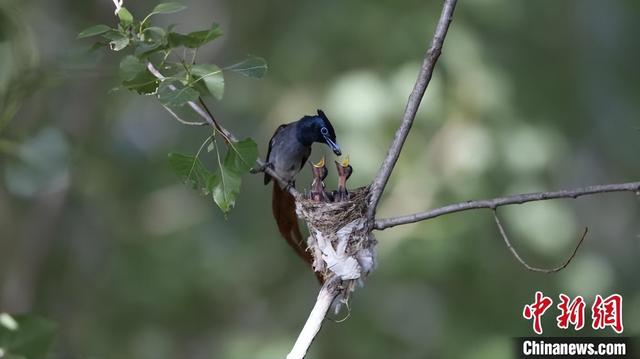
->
[[266, 124, 287, 162], [300, 150, 310, 172], [264, 124, 288, 185]]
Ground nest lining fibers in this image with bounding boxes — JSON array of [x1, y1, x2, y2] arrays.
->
[[296, 187, 378, 301]]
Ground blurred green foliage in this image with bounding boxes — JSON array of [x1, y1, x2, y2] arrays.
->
[[0, 2, 40, 130], [0, 313, 56, 359], [0, 0, 638, 359]]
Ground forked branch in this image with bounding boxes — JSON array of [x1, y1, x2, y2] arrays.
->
[[286, 1, 459, 358]]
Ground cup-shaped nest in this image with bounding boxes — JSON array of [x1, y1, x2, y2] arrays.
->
[[296, 187, 377, 288]]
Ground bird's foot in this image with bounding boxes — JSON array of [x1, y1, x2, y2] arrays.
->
[[284, 180, 296, 192]]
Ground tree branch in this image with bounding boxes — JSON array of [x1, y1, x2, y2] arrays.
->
[[286, 278, 341, 359], [367, 0, 457, 222], [374, 181, 640, 230], [493, 210, 588, 273], [283, 2, 459, 356]]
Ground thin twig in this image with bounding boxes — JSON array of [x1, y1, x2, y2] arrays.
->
[[198, 97, 232, 140], [146, 63, 220, 128], [286, 277, 341, 359], [374, 181, 640, 230], [492, 210, 588, 273], [367, 0, 458, 222], [160, 104, 207, 126]]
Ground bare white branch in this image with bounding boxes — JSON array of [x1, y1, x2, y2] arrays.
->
[[286, 278, 340, 359], [112, 0, 123, 15]]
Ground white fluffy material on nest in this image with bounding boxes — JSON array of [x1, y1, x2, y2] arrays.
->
[[296, 188, 377, 285], [315, 218, 368, 280]]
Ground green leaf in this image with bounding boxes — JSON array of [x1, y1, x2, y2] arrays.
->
[[168, 152, 218, 195], [118, 55, 158, 94], [103, 31, 130, 51], [122, 68, 159, 95], [135, 27, 168, 56], [187, 23, 222, 46], [140, 4, 186, 30], [212, 141, 256, 215], [150, 2, 187, 16], [134, 42, 164, 57], [213, 162, 241, 214], [205, 173, 220, 195], [167, 32, 187, 48], [77, 24, 111, 39], [110, 37, 130, 51], [119, 55, 146, 81], [0, 314, 57, 359], [157, 80, 199, 107], [226, 56, 268, 79], [168, 140, 254, 216], [191, 64, 224, 100], [225, 138, 258, 173], [117, 7, 134, 25], [156, 63, 186, 79], [142, 26, 167, 41], [168, 23, 222, 49]]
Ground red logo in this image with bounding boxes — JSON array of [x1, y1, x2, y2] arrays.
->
[[556, 294, 585, 330], [523, 291, 553, 335], [523, 292, 623, 335], [592, 294, 623, 334]]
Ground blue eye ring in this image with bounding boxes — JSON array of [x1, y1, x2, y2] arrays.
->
[[321, 127, 329, 135]]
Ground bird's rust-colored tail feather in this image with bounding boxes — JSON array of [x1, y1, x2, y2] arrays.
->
[[272, 184, 323, 282], [272, 183, 313, 263]]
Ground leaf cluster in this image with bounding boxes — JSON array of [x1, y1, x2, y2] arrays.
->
[[78, 2, 266, 215], [168, 137, 258, 216]]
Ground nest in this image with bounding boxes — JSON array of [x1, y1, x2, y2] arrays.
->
[[296, 187, 378, 305]]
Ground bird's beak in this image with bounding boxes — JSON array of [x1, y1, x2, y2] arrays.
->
[[323, 135, 341, 156], [313, 157, 326, 168]]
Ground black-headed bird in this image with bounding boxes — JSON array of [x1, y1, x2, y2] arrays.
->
[[264, 110, 341, 274]]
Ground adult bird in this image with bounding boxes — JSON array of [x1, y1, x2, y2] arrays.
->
[[264, 110, 341, 276]]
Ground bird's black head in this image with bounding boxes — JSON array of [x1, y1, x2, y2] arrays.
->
[[297, 109, 341, 155]]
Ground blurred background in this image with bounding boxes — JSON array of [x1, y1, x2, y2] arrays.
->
[[0, 0, 639, 358]]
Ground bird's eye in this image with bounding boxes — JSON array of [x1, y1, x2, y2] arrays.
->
[[320, 127, 329, 135]]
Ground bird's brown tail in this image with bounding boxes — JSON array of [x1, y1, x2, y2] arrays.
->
[[272, 184, 323, 282], [272, 183, 313, 263]]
